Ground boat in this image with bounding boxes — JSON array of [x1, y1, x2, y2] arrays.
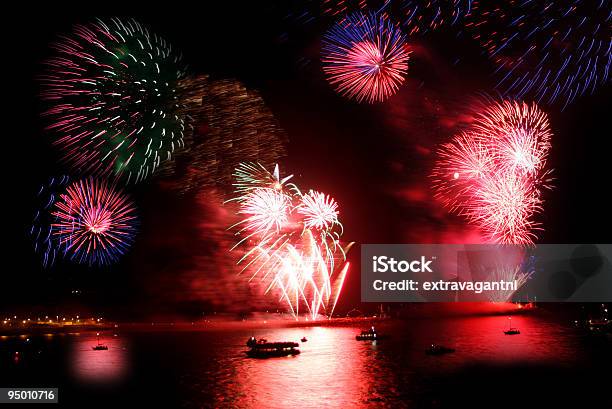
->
[[92, 332, 108, 350], [355, 326, 385, 340], [426, 344, 455, 355], [301, 337, 308, 342], [504, 328, 520, 335], [503, 317, 520, 335], [246, 341, 300, 358], [247, 337, 268, 347], [586, 320, 612, 335]]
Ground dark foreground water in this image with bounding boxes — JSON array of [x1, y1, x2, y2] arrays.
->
[[1, 315, 611, 408]]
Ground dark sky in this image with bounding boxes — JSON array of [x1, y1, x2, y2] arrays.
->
[[3, 4, 611, 319]]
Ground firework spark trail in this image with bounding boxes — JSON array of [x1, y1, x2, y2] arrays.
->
[[472, 100, 552, 179], [239, 188, 292, 236], [51, 178, 138, 266], [468, 172, 543, 245], [322, 12, 411, 103], [298, 190, 340, 231], [41, 18, 186, 183], [431, 131, 494, 213], [166, 78, 288, 193], [229, 163, 351, 319], [282, 1, 473, 36], [466, 0, 611, 108], [30, 176, 72, 267], [432, 100, 553, 245], [484, 264, 534, 303]]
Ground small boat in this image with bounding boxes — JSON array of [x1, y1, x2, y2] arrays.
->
[[92, 332, 108, 350], [356, 326, 385, 341], [426, 344, 455, 355], [301, 337, 308, 342], [246, 341, 300, 359], [504, 317, 520, 335], [504, 328, 520, 335]]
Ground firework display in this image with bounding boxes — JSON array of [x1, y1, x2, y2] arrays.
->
[[167, 77, 288, 192], [229, 163, 351, 319], [432, 100, 553, 245], [41, 18, 187, 183], [393, 0, 473, 35], [298, 191, 340, 231], [28, 7, 601, 311], [11, 9, 612, 408], [281, 0, 473, 36], [483, 264, 533, 302], [51, 178, 138, 266], [322, 12, 410, 103], [30, 176, 72, 267], [466, 0, 611, 109]]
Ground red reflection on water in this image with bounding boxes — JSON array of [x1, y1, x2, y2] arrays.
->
[[209, 316, 580, 407], [70, 333, 129, 384], [406, 314, 582, 369], [218, 327, 395, 407]]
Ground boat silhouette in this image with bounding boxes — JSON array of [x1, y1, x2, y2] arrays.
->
[[246, 339, 300, 358], [504, 317, 521, 335], [426, 344, 455, 355], [92, 332, 108, 350], [355, 326, 386, 340]]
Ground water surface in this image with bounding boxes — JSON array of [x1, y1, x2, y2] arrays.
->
[[1, 315, 610, 408]]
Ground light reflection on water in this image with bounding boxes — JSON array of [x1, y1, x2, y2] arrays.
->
[[70, 333, 129, 384], [1, 315, 609, 408], [175, 315, 586, 408], [210, 327, 398, 408]]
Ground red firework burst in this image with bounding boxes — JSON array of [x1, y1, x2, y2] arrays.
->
[[51, 179, 138, 265], [472, 100, 552, 179], [432, 100, 553, 244], [322, 13, 410, 103]]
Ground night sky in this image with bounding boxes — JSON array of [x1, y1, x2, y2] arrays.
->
[[3, 4, 611, 319]]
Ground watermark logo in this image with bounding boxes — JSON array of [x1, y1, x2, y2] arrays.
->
[[372, 255, 435, 273]]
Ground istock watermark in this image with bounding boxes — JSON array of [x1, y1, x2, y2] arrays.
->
[[361, 244, 612, 302], [372, 255, 435, 273]]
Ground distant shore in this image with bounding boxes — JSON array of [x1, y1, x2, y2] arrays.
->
[[1, 303, 541, 336], [0, 323, 115, 336]]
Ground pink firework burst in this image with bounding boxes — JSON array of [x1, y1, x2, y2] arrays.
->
[[431, 131, 494, 213], [432, 100, 553, 244], [473, 100, 552, 178], [230, 163, 352, 319], [252, 230, 352, 319], [467, 173, 543, 245], [322, 12, 410, 103], [51, 178, 138, 266], [238, 188, 292, 236], [298, 191, 340, 231]]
